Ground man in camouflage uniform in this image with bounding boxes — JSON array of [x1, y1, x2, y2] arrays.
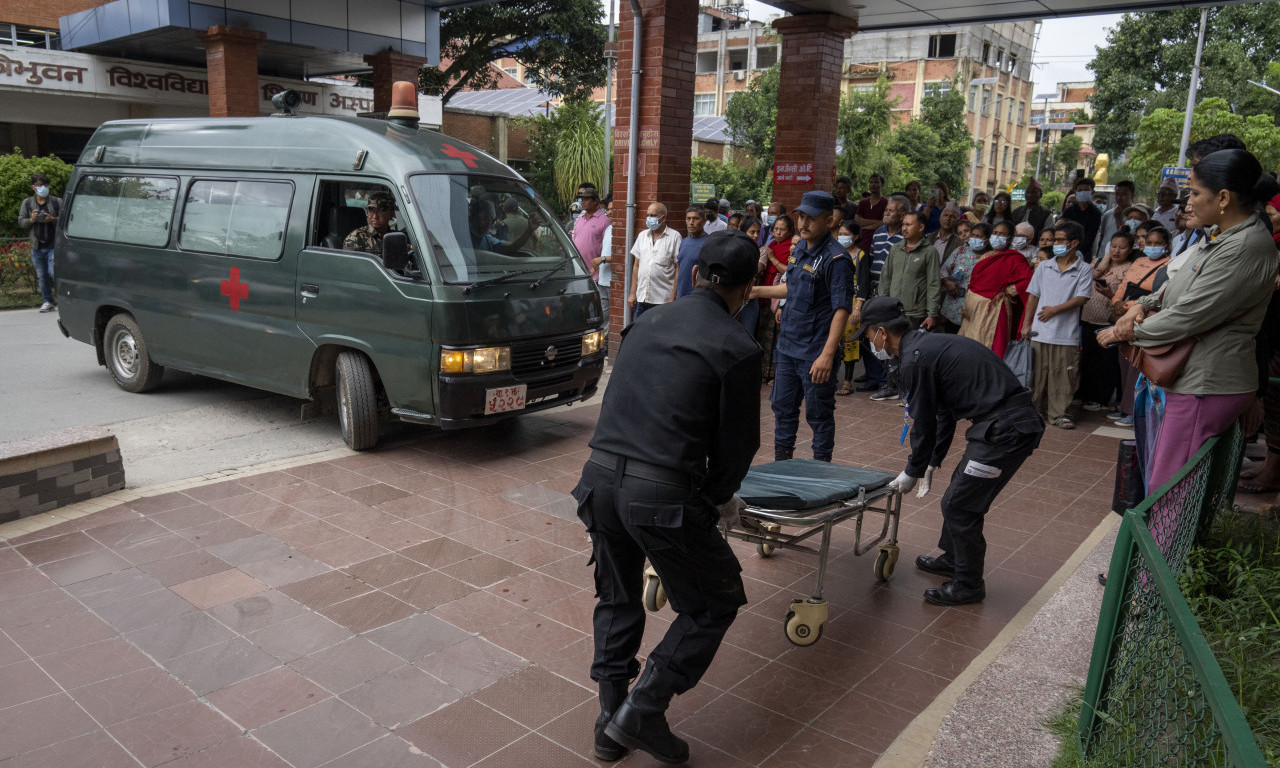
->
[[343, 192, 397, 255]]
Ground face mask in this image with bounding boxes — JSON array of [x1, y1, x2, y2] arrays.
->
[[968, 237, 986, 251], [973, 203, 988, 214], [1143, 246, 1167, 258], [870, 330, 892, 361], [645, 216, 661, 231], [989, 235, 1008, 250], [837, 235, 854, 248], [1053, 244, 1069, 257], [1095, 203, 1107, 214], [765, 215, 776, 227], [1125, 219, 1140, 232], [35, 186, 49, 197], [1012, 236, 1029, 250], [1076, 191, 1092, 204]]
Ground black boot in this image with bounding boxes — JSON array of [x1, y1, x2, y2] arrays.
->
[[914, 553, 955, 577], [594, 681, 630, 761], [604, 663, 689, 764], [774, 446, 794, 462]]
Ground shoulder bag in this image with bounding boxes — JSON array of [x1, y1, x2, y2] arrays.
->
[[1121, 310, 1245, 388]]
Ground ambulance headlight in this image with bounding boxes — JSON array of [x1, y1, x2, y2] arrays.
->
[[440, 346, 511, 374], [581, 330, 605, 356]]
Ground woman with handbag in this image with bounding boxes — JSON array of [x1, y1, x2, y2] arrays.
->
[[1099, 149, 1280, 506], [1106, 227, 1172, 425]]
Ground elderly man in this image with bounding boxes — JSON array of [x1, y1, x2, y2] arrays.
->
[[628, 202, 682, 322], [1013, 221, 1037, 263], [344, 191, 399, 255], [1151, 177, 1180, 232]]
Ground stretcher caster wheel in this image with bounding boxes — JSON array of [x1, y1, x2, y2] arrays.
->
[[756, 522, 781, 558], [783, 598, 828, 647], [643, 567, 667, 612], [873, 545, 900, 582]]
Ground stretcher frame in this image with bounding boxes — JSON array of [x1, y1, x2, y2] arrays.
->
[[642, 481, 903, 647]]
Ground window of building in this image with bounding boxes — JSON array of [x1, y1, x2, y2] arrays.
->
[[1002, 145, 1010, 169], [924, 81, 953, 98], [1012, 151, 1019, 173], [996, 49, 1003, 66], [0, 23, 60, 49], [928, 33, 956, 58], [503, 68, 518, 78], [696, 51, 719, 75], [1008, 100, 1015, 122], [976, 142, 984, 167], [1018, 101, 1025, 124], [180, 180, 293, 260], [728, 49, 747, 71], [969, 84, 978, 112], [1008, 55, 1018, 74], [66, 175, 178, 247], [694, 93, 717, 116], [989, 143, 998, 165], [982, 42, 991, 64], [756, 46, 778, 69]]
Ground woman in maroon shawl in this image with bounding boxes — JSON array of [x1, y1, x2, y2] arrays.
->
[[959, 221, 1035, 357]]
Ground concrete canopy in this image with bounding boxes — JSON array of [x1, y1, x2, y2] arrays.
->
[[757, 0, 1227, 31]]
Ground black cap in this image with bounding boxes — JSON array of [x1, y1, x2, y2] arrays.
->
[[794, 190, 836, 217], [698, 230, 759, 287], [851, 296, 905, 339]]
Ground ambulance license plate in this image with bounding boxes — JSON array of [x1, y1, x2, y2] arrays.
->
[[484, 385, 527, 415]]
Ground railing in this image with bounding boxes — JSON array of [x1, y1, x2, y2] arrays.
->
[[1078, 424, 1267, 766]]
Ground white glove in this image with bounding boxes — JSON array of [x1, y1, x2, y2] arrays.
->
[[716, 496, 746, 527], [889, 471, 918, 494], [915, 466, 938, 499]]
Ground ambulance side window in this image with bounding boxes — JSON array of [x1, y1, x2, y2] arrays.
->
[[180, 179, 293, 260], [66, 175, 178, 247]]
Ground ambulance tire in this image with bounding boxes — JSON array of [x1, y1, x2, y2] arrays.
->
[[103, 314, 165, 393], [336, 350, 379, 450]]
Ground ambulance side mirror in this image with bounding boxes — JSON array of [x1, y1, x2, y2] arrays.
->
[[382, 231, 410, 272]]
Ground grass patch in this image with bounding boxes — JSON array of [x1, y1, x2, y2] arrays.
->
[[0, 287, 40, 309], [1045, 690, 1087, 768]]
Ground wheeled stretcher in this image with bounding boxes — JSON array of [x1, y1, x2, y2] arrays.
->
[[642, 459, 902, 647]]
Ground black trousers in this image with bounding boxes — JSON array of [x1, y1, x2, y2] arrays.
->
[[572, 460, 746, 693], [1078, 321, 1120, 406], [937, 407, 1043, 588]]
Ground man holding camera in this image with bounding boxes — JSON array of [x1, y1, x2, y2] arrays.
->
[[18, 173, 61, 312]]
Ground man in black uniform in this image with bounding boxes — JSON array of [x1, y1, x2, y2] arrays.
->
[[857, 297, 1044, 606], [573, 229, 763, 764]]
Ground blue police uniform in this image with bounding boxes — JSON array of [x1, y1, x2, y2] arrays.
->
[[773, 223, 854, 461]]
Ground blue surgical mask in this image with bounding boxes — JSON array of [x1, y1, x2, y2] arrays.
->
[[765, 215, 777, 227], [1076, 191, 1092, 204], [1053, 244, 1069, 257], [989, 235, 1008, 250], [968, 237, 986, 251], [645, 216, 661, 231], [35, 185, 49, 197], [1143, 246, 1167, 258], [1125, 219, 1140, 232], [837, 235, 854, 248], [1095, 203, 1107, 214]]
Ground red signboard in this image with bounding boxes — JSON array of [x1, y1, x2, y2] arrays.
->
[[772, 162, 815, 186]]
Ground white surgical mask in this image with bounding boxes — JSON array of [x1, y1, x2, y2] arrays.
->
[[1053, 244, 1069, 257], [1125, 219, 1140, 232], [1012, 236, 1029, 250], [989, 235, 1008, 250], [1095, 203, 1107, 213], [968, 237, 986, 251], [870, 330, 892, 361], [35, 185, 49, 197], [765, 215, 776, 227], [1076, 191, 1092, 204], [837, 235, 854, 248], [645, 216, 661, 231], [1143, 246, 1167, 258]]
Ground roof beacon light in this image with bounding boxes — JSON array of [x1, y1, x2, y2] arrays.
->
[[271, 89, 301, 116], [388, 81, 420, 129]]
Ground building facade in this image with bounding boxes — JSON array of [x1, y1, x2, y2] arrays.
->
[[1026, 80, 1098, 188]]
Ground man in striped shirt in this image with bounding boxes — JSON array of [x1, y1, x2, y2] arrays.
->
[[862, 194, 908, 397]]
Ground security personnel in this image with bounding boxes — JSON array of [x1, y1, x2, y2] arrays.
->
[[573, 229, 762, 764], [343, 191, 397, 255], [857, 297, 1044, 606], [752, 190, 853, 462]]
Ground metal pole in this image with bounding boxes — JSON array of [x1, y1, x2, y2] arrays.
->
[[1037, 95, 1050, 180], [623, 0, 642, 327], [603, 0, 615, 195], [1176, 7, 1208, 168], [969, 87, 984, 205]]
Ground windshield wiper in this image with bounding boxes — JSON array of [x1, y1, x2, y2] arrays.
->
[[528, 257, 575, 289], [462, 269, 541, 294]]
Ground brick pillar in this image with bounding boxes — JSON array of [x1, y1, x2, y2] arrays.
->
[[609, 0, 698, 344], [364, 50, 427, 113], [771, 14, 858, 211], [204, 26, 265, 117]]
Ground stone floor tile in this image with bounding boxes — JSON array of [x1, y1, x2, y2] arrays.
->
[[417, 637, 528, 695], [163, 735, 293, 768], [811, 690, 920, 755], [114, 532, 199, 567], [278, 570, 374, 610], [95, 587, 197, 634], [342, 553, 429, 589], [396, 536, 482, 568], [73, 667, 194, 726], [249, 611, 352, 662], [398, 697, 528, 768], [206, 666, 329, 730], [380, 570, 472, 611], [137, 551, 231, 587], [0, 660, 60, 709], [179, 518, 259, 548], [3, 729, 138, 768], [760, 727, 878, 768], [206, 534, 298, 567], [8, 610, 117, 657], [253, 698, 384, 768], [125, 611, 235, 662], [339, 664, 461, 728], [472, 732, 596, 768], [0, 694, 100, 760], [37, 636, 153, 690], [315, 590, 417, 634], [15, 531, 102, 565], [472, 666, 592, 729], [361, 612, 470, 663], [108, 700, 240, 767], [0, 588, 85, 630], [290, 637, 404, 694], [429, 590, 528, 634], [67, 567, 165, 607], [316, 734, 443, 768], [238, 552, 331, 588], [39, 549, 134, 586], [166, 636, 282, 695], [171, 568, 266, 610], [207, 590, 309, 634], [299, 535, 388, 568]]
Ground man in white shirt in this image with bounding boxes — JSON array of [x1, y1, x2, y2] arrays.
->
[[703, 198, 727, 234], [1151, 177, 1180, 232], [628, 202, 682, 322]]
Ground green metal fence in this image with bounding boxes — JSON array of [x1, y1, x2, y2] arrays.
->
[[1078, 424, 1267, 767]]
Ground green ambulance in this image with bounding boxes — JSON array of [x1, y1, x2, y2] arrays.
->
[[54, 109, 606, 450]]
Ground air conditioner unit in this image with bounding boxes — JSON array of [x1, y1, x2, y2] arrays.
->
[[733, 71, 746, 81]]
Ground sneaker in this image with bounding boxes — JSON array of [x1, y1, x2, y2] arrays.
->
[[1106, 411, 1124, 421], [870, 386, 899, 402], [38, 301, 54, 313], [1082, 402, 1104, 412], [1115, 415, 1134, 427]]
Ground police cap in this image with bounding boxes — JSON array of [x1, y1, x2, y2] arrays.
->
[[698, 230, 759, 287], [794, 190, 836, 217]]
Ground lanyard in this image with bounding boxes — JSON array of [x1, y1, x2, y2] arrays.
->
[[900, 397, 910, 445]]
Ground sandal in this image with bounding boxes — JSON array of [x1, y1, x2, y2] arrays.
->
[[1097, 573, 1107, 587], [1236, 479, 1280, 494], [1053, 417, 1075, 430], [836, 381, 853, 396]]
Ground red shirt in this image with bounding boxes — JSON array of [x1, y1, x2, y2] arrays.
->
[[856, 196, 887, 253]]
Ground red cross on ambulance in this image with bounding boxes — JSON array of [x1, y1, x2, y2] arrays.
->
[[221, 267, 249, 311]]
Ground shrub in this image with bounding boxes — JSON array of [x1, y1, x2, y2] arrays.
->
[[0, 239, 36, 294], [0, 149, 74, 237]]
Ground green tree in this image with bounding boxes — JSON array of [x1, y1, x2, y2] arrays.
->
[[517, 98, 608, 216], [917, 79, 972, 197], [724, 63, 779, 167], [689, 156, 770, 209], [1087, 7, 1280, 156], [835, 78, 910, 191], [421, 0, 607, 105], [0, 150, 73, 236], [1128, 97, 1280, 194]]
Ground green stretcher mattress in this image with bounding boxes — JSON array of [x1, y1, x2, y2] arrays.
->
[[736, 459, 896, 511]]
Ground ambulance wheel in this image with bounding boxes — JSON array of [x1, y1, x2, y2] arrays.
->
[[103, 314, 165, 393], [336, 350, 379, 450], [873, 545, 900, 582], [643, 568, 667, 612]]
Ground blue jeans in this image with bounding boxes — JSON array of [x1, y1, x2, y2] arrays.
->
[[31, 247, 54, 304], [771, 351, 837, 460]]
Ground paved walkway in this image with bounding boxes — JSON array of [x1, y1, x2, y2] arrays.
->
[[0, 390, 1121, 768]]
